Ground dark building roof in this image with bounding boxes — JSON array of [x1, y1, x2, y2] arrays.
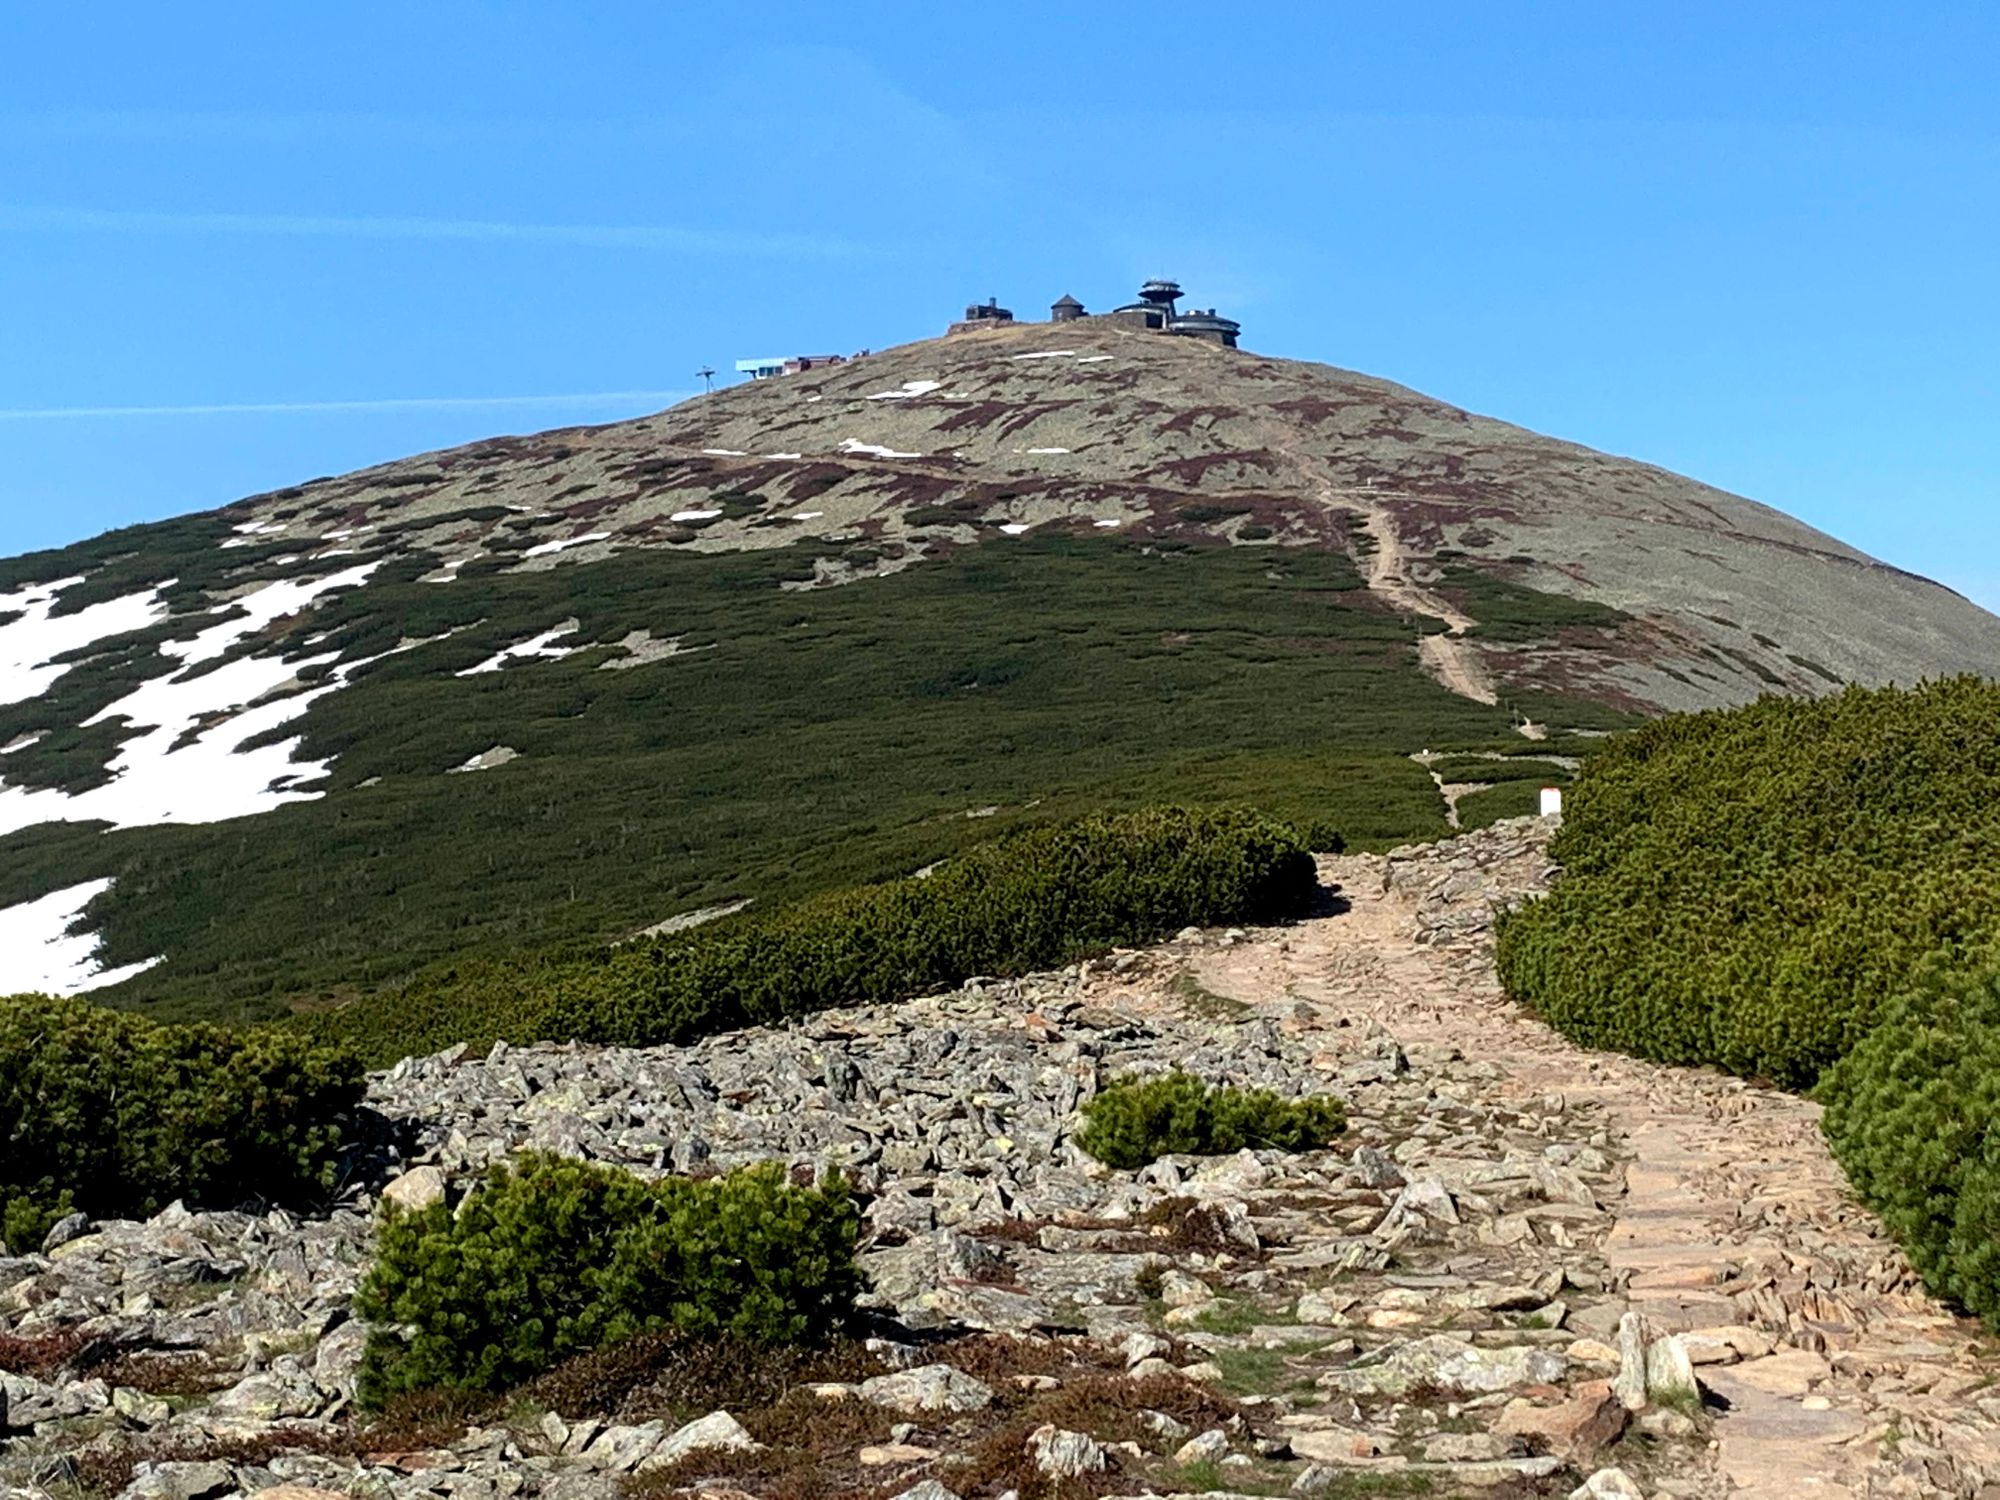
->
[[1052, 293, 1083, 310], [1171, 309, 1240, 334]]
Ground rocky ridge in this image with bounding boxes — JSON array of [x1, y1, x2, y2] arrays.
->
[[4, 817, 1998, 1498]]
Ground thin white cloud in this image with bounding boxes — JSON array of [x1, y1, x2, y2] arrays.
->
[[0, 390, 693, 421], [0, 203, 875, 258]]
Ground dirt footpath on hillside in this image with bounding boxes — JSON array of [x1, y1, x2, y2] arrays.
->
[[1180, 822, 2000, 1498]]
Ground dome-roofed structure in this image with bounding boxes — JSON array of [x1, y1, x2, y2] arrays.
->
[[1168, 308, 1242, 348]]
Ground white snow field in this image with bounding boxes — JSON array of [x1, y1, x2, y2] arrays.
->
[[0, 577, 170, 706], [840, 439, 924, 459], [456, 622, 581, 677], [0, 878, 161, 996], [0, 564, 382, 835], [522, 532, 611, 559]]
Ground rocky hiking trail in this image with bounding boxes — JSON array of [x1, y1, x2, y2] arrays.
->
[[6, 820, 2000, 1500]]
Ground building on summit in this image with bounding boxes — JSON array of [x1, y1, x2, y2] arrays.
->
[[1166, 307, 1241, 347], [1106, 278, 1185, 330], [948, 297, 1015, 335], [734, 353, 854, 380], [948, 279, 1241, 347]]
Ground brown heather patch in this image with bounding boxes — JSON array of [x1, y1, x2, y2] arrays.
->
[[926, 1332, 1127, 1390], [786, 463, 854, 500], [1138, 1196, 1260, 1258], [969, 1215, 1050, 1246], [935, 399, 1013, 434], [1028, 1370, 1236, 1443], [90, 1347, 238, 1397], [529, 1332, 886, 1424], [1269, 395, 1365, 425], [1158, 405, 1241, 436], [630, 1388, 897, 1500], [70, 1427, 351, 1499], [69, 1387, 506, 1497], [946, 1373, 1239, 1500], [0, 1326, 93, 1379], [1152, 451, 1278, 486]]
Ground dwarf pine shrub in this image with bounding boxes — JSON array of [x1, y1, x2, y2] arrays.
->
[[1076, 1072, 1346, 1170], [1820, 955, 2000, 1324], [0, 993, 363, 1248], [354, 1154, 862, 1405], [1496, 677, 2000, 1090], [313, 805, 1319, 1063]]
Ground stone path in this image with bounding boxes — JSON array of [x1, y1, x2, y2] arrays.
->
[[1192, 822, 2000, 1498]]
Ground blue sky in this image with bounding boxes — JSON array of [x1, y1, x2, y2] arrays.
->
[[2, 3, 1996, 609]]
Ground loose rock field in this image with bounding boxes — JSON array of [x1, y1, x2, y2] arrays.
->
[[5, 817, 1998, 1498]]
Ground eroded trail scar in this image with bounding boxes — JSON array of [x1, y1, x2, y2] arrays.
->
[[1185, 819, 2000, 1499], [1265, 433, 1499, 706]]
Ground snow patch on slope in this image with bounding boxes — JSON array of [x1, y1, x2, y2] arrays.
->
[[522, 532, 611, 559], [0, 578, 171, 707], [456, 622, 581, 677], [0, 564, 384, 835], [165, 565, 378, 668], [0, 879, 162, 996], [840, 439, 924, 459]]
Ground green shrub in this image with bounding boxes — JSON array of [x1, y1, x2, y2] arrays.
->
[[1076, 1072, 1346, 1170], [1496, 678, 2000, 1089], [1820, 955, 2000, 1323], [311, 806, 1320, 1063], [355, 1154, 862, 1404], [0, 993, 362, 1246]]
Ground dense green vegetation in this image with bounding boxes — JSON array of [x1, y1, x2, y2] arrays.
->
[[1452, 780, 1550, 830], [1496, 678, 2000, 1324], [1434, 561, 1633, 642], [1820, 955, 2000, 1324], [1076, 1072, 1347, 1169], [1, 534, 1626, 1025], [0, 993, 362, 1248], [356, 1155, 861, 1405], [1426, 755, 1572, 787], [305, 807, 1318, 1064], [1497, 678, 2000, 1090]]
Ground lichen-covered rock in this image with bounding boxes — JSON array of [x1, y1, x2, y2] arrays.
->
[[859, 1364, 995, 1414], [1028, 1424, 1107, 1478], [1317, 1334, 1567, 1397], [644, 1410, 759, 1468]]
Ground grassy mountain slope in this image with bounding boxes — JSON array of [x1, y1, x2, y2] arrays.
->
[[1, 318, 1991, 1019], [4, 535, 1602, 1021]]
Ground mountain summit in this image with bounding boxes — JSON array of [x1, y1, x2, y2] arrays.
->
[[1, 317, 1994, 1011], [179, 316, 2000, 711]]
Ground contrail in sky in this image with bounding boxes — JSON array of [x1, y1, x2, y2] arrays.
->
[[0, 391, 694, 421], [0, 204, 874, 258]]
